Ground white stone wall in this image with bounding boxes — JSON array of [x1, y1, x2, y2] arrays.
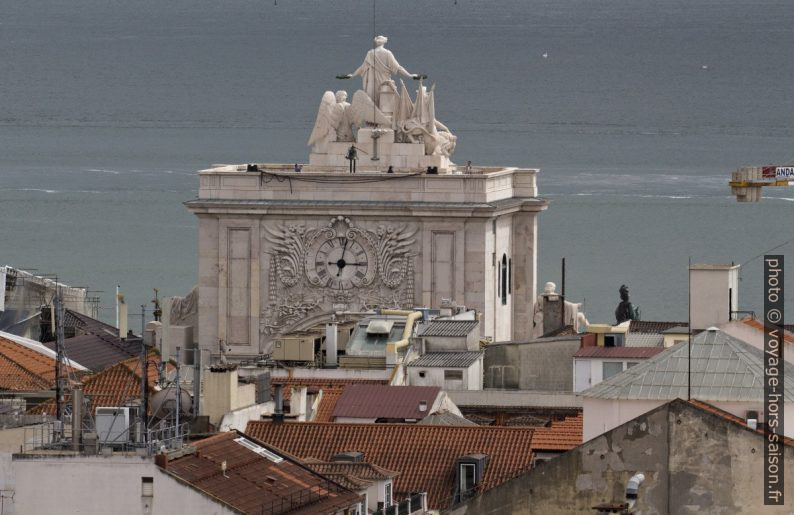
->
[[12, 455, 236, 515]]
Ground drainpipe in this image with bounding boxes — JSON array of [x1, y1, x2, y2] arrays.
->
[[380, 310, 423, 358], [273, 384, 284, 424], [325, 323, 338, 368]]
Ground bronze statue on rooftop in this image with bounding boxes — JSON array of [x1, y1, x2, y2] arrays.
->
[[615, 284, 639, 324]]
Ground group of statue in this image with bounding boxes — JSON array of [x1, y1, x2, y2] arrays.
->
[[308, 35, 457, 158]]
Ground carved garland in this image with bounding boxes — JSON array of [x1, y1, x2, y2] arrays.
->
[[261, 217, 416, 335]]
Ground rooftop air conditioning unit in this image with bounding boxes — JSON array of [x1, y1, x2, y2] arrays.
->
[[96, 407, 131, 446]]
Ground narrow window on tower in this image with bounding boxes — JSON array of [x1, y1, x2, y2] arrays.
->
[[500, 254, 508, 305]]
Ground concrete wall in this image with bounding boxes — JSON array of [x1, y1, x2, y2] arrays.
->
[[573, 358, 646, 393], [468, 358, 483, 390], [408, 360, 483, 391], [689, 264, 739, 330], [203, 368, 236, 427], [484, 338, 580, 391], [424, 334, 479, 352], [448, 400, 794, 514], [12, 454, 235, 515], [583, 398, 665, 442]]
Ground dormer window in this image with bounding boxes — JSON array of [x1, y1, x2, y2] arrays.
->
[[604, 333, 624, 347], [455, 454, 489, 503], [460, 463, 476, 494]]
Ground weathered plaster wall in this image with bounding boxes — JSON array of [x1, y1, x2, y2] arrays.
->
[[448, 400, 794, 514]]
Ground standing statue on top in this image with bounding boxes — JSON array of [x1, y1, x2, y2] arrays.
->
[[615, 284, 640, 324], [343, 35, 420, 107]]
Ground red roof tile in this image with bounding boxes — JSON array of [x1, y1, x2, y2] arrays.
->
[[245, 421, 535, 510], [332, 384, 441, 420], [29, 352, 163, 416], [272, 377, 388, 401], [161, 431, 362, 514], [573, 346, 664, 359], [313, 389, 343, 423], [687, 400, 794, 447], [0, 336, 78, 392], [530, 413, 583, 452], [740, 318, 794, 344]]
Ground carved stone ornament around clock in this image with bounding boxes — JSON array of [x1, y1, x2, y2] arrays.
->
[[261, 216, 417, 336]]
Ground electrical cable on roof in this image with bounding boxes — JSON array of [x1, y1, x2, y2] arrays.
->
[[259, 170, 424, 187], [739, 237, 794, 268]]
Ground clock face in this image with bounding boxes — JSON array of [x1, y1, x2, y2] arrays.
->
[[307, 235, 376, 290]]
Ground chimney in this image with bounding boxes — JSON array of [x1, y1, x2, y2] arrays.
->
[[542, 295, 564, 335], [290, 386, 308, 421], [119, 298, 128, 339], [418, 400, 428, 412], [325, 323, 338, 368], [689, 264, 739, 330], [155, 453, 167, 469], [273, 384, 284, 424]]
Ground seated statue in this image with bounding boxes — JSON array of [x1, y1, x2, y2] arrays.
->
[[333, 91, 354, 142], [308, 90, 356, 152]]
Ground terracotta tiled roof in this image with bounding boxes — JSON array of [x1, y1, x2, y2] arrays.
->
[[573, 346, 664, 359], [313, 389, 343, 422], [530, 413, 583, 452], [0, 335, 78, 392], [160, 431, 362, 514], [0, 353, 50, 391], [629, 321, 688, 334], [304, 460, 400, 482], [273, 377, 388, 401], [740, 317, 794, 344], [331, 384, 441, 420], [687, 400, 794, 447], [245, 421, 536, 510], [29, 352, 162, 416]]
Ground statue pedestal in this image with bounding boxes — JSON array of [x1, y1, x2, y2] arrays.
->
[[309, 128, 451, 172]]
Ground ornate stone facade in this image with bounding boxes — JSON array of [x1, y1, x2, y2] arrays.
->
[[261, 216, 417, 335], [187, 165, 547, 359]]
